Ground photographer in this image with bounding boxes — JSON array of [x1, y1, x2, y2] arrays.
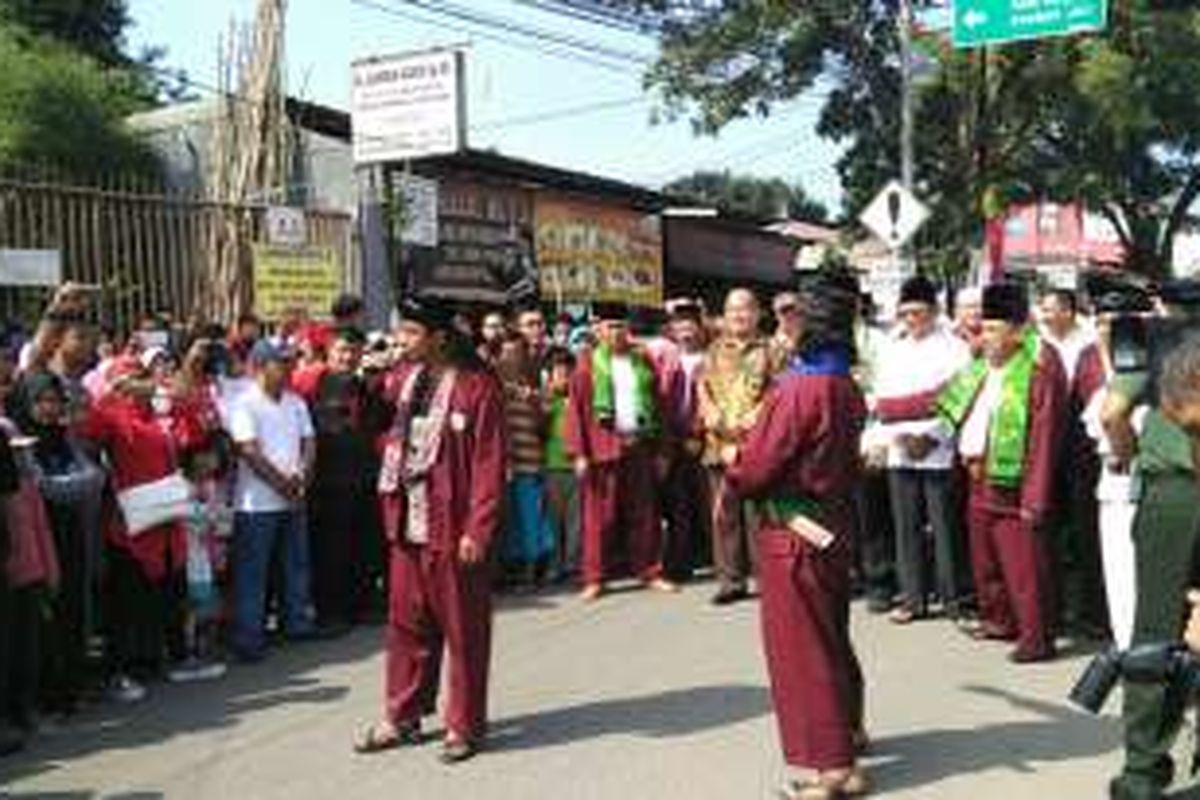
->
[[1162, 335, 1200, 659], [1103, 283, 1200, 800]]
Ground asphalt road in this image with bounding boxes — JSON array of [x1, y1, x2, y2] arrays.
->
[[0, 579, 1167, 799]]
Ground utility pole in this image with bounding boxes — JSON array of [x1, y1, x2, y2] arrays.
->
[[898, 0, 915, 193], [898, 0, 916, 278]]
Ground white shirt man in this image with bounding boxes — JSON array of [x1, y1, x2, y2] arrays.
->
[[871, 275, 973, 622], [873, 320, 972, 469], [227, 340, 318, 661], [230, 381, 314, 512]]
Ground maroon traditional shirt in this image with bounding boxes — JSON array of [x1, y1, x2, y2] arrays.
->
[[377, 365, 506, 556]]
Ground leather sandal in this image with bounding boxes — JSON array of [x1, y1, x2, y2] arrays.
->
[[438, 736, 479, 764], [352, 720, 421, 754], [778, 778, 838, 800]]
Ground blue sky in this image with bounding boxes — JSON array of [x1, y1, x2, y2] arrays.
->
[[126, 0, 847, 213]]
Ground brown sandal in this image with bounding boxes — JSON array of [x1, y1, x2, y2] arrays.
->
[[352, 720, 421, 754], [888, 607, 918, 625], [780, 768, 870, 799], [779, 778, 838, 800]]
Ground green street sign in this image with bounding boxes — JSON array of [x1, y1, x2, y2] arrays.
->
[[952, 0, 1108, 49]]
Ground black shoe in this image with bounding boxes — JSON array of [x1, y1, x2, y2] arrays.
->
[[711, 587, 748, 606], [1008, 647, 1055, 664], [0, 725, 27, 757], [290, 623, 349, 642], [1109, 772, 1168, 800], [866, 595, 893, 614], [438, 738, 478, 764]]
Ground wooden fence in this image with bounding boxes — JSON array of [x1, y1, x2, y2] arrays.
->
[[0, 171, 356, 331]]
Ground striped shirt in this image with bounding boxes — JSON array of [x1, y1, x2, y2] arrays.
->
[[503, 380, 544, 474]]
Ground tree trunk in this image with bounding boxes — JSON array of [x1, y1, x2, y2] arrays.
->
[[1121, 241, 1170, 280]]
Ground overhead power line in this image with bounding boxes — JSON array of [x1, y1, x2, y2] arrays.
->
[[352, 0, 640, 74], [506, 0, 656, 35], [390, 0, 653, 65], [472, 95, 647, 130]]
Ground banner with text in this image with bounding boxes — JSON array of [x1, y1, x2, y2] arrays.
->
[[252, 244, 342, 320], [535, 197, 662, 307]]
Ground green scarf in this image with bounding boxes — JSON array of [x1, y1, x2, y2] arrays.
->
[[936, 330, 1038, 488], [762, 495, 822, 524], [592, 344, 660, 436]]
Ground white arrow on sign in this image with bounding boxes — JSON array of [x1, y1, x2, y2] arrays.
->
[[859, 180, 930, 251], [963, 9, 988, 28]]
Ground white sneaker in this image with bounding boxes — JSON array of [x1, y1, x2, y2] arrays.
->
[[109, 675, 147, 704], [168, 659, 228, 683]]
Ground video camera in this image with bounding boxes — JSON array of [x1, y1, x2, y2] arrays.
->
[[1069, 642, 1200, 715], [1093, 278, 1200, 403]]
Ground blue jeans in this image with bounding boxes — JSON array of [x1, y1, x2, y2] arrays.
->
[[231, 510, 314, 657], [504, 474, 551, 564]]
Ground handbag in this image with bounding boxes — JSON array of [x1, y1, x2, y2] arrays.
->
[[117, 472, 192, 536]]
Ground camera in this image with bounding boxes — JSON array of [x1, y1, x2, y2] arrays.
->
[[1069, 643, 1200, 714], [1095, 280, 1200, 404], [200, 341, 230, 377]]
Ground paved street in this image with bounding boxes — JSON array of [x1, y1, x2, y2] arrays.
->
[[0, 580, 1145, 799]]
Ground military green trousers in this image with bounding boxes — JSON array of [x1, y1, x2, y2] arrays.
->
[[1116, 473, 1200, 798]]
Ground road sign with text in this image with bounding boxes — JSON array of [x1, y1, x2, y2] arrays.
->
[[952, 0, 1107, 49]]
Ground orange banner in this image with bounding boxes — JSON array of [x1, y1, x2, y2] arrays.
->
[[535, 196, 662, 307]]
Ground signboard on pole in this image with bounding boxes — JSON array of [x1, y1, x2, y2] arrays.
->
[[396, 174, 439, 248], [252, 244, 342, 321], [351, 48, 466, 164], [953, 0, 1108, 49], [859, 180, 929, 251]]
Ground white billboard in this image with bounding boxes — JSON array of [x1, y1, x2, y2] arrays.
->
[[351, 48, 466, 164]]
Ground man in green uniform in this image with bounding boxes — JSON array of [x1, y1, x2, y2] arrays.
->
[[1106, 289, 1200, 800]]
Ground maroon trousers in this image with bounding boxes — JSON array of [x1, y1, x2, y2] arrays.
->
[[385, 542, 493, 741], [581, 446, 663, 586], [757, 511, 863, 771], [967, 481, 1054, 657]]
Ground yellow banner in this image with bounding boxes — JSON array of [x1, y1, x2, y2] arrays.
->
[[535, 197, 662, 307], [252, 244, 342, 321]]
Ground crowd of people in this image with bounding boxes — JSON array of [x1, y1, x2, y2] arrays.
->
[[4, 269, 1200, 799]]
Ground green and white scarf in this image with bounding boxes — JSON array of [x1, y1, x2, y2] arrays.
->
[[936, 330, 1038, 488], [591, 344, 659, 437]]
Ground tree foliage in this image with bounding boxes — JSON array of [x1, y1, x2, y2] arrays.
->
[[0, 0, 163, 180], [0, 0, 131, 67], [625, 0, 1200, 278], [663, 169, 828, 221]]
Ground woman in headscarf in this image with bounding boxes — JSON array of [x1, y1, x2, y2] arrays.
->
[[0, 373, 59, 736], [8, 371, 103, 716]]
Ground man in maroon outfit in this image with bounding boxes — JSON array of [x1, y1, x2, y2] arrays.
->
[[565, 302, 677, 601], [1038, 288, 1108, 638], [948, 282, 1068, 662], [355, 298, 505, 764], [726, 276, 869, 799]]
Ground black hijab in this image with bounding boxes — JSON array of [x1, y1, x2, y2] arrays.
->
[[9, 370, 73, 471]]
